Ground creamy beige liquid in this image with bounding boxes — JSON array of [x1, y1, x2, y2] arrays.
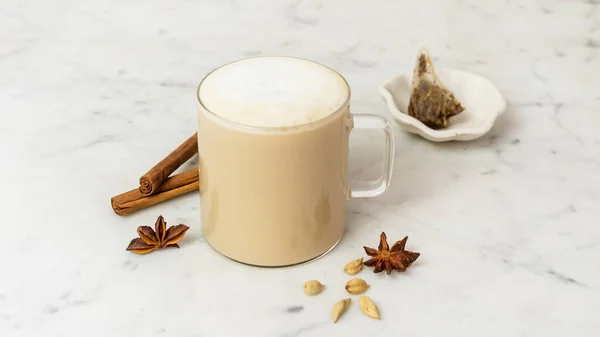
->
[[197, 57, 352, 266]]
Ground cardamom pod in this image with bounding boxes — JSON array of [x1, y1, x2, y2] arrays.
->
[[331, 298, 351, 323], [345, 278, 369, 294], [359, 295, 380, 319], [303, 280, 325, 295], [343, 257, 363, 275]]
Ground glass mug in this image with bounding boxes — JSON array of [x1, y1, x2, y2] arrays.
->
[[196, 56, 394, 267]]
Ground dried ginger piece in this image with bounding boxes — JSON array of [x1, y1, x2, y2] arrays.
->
[[407, 48, 465, 129]]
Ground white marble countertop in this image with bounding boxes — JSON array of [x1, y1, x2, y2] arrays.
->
[[2, 0, 599, 336]]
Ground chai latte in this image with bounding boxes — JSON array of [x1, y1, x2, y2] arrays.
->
[[197, 57, 352, 266]]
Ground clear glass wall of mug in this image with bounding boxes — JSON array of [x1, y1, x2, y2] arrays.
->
[[196, 56, 394, 267]]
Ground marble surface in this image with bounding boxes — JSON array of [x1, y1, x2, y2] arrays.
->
[[1, 0, 599, 336]]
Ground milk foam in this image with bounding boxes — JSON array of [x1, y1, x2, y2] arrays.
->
[[198, 57, 349, 128]]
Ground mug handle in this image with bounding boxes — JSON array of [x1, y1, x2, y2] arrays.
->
[[349, 113, 395, 198]]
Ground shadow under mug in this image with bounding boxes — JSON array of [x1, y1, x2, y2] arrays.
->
[[196, 56, 394, 267]]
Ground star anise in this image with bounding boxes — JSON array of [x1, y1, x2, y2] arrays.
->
[[126, 215, 190, 254], [363, 232, 420, 275]]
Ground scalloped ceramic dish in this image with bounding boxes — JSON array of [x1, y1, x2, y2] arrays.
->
[[379, 68, 506, 142]]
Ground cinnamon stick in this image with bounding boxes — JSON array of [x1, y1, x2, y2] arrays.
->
[[113, 168, 199, 216], [139, 133, 198, 196]]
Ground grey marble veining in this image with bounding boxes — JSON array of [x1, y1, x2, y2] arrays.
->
[[1, 0, 599, 336]]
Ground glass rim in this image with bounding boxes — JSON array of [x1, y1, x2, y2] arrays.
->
[[196, 55, 352, 132]]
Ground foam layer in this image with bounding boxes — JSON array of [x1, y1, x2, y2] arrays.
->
[[198, 57, 349, 128]]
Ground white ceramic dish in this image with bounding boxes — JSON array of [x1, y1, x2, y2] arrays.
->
[[379, 68, 506, 142]]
